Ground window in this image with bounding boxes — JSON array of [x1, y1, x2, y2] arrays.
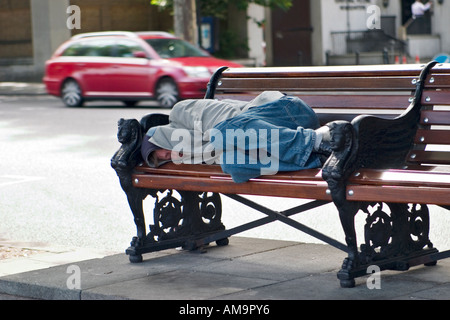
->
[[114, 39, 146, 58], [145, 38, 208, 58], [62, 39, 115, 57]]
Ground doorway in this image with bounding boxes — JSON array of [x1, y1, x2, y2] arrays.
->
[[271, 0, 312, 66]]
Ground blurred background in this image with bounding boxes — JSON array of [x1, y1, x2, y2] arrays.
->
[[1, 0, 450, 82]]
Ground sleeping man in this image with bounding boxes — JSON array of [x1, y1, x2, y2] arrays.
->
[[141, 91, 332, 183]]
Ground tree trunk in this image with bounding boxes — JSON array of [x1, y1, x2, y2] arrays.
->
[[173, 0, 198, 45]]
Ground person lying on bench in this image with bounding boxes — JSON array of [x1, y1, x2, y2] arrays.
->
[[141, 91, 333, 183]]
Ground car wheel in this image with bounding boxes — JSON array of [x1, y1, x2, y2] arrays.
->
[[155, 78, 179, 108], [61, 79, 84, 107]]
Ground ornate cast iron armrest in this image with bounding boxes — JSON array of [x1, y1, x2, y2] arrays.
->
[[350, 60, 437, 171], [111, 118, 143, 171], [205, 66, 229, 100], [320, 110, 421, 273], [324, 60, 437, 176], [322, 60, 438, 186], [111, 114, 170, 171], [111, 114, 170, 251]]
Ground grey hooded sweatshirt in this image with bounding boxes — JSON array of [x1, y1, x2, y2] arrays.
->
[[145, 91, 284, 167]]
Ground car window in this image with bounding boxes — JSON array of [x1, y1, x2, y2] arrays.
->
[[62, 39, 115, 57], [145, 38, 209, 58], [114, 39, 146, 58]]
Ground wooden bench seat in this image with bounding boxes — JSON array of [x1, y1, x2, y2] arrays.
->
[[133, 163, 329, 200], [347, 168, 450, 205], [112, 60, 450, 288], [132, 162, 450, 206]]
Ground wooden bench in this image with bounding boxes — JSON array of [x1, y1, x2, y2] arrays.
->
[[111, 60, 450, 288]]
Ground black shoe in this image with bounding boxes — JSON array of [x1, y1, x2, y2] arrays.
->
[[314, 141, 331, 166], [316, 140, 332, 156], [317, 141, 332, 166]]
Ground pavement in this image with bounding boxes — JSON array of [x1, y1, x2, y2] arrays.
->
[[0, 82, 47, 96], [1, 236, 450, 301]]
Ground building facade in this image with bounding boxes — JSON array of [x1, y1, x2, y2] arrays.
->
[[0, 0, 171, 81], [258, 0, 450, 66], [309, 0, 450, 65], [1, 0, 449, 81]]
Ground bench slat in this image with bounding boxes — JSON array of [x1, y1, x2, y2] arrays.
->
[[132, 166, 450, 205], [348, 168, 450, 187], [421, 90, 450, 106], [425, 74, 450, 87], [346, 185, 450, 206], [301, 94, 411, 109], [406, 150, 450, 164], [420, 111, 450, 125], [415, 129, 450, 145], [215, 93, 411, 110], [135, 163, 324, 181], [221, 64, 447, 78], [132, 172, 332, 200], [218, 77, 417, 92], [137, 165, 450, 188]]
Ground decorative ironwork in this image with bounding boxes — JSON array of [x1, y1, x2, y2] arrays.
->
[[150, 190, 185, 241], [146, 190, 224, 244], [361, 203, 393, 261], [199, 192, 223, 229], [360, 202, 433, 265]]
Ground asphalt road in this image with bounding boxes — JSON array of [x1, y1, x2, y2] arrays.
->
[[1, 95, 449, 254], [0, 96, 168, 252]]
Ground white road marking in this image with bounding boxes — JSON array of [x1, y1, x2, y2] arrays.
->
[[0, 175, 45, 188]]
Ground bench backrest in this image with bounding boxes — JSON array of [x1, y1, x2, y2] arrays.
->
[[211, 63, 450, 168], [410, 64, 450, 167]]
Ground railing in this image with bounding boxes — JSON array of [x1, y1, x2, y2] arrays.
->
[[405, 15, 432, 35], [330, 29, 407, 56], [0, 58, 33, 66]]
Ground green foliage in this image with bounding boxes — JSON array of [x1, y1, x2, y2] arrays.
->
[[150, 0, 292, 59], [215, 29, 249, 58], [151, 0, 292, 17]]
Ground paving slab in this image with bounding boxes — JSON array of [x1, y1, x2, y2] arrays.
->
[[0, 241, 117, 277], [0, 82, 46, 95], [0, 237, 449, 301]]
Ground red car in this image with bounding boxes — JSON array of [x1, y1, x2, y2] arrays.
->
[[43, 31, 242, 107]]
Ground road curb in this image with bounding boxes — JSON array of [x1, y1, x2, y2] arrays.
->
[[0, 83, 47, 96]]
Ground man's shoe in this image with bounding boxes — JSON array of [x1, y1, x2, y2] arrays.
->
[[317, 141, 332, 166], [316, 140, 332, 156], [314, 126, 332, 156]]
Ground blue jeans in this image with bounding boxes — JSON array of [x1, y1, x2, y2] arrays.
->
[[211, 96, 322, 183]]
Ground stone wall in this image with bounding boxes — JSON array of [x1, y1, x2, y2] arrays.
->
[[0, 0, 32, 60], [69, 0, 172, 36], [0, 0, 172, 81]]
